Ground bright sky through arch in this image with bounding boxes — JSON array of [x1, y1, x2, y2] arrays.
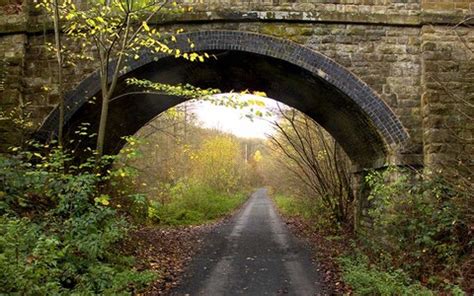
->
[[192, 94, 281, 139]]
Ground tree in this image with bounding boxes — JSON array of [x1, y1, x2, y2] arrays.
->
[[35, 0, 213, 157], [52, 0, 65, 146], [191, 135, 243, 193], [266, 106, 354, 225]]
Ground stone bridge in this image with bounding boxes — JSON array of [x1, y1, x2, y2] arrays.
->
[[0, 0, 473, 174]]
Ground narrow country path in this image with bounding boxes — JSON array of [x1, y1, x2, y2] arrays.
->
[[170, 188, 326, 295]]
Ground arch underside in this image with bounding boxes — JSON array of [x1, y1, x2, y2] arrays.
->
[[37, 31, 408, 169]]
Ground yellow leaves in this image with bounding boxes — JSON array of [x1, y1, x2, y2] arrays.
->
[[252, 91, 268, 98], [187, 53, 201, 62], [142, 21, 150, 32], [85, 18, 96, 27], [246, 98, 267, 107], [68, 23, 77, 32], [94, 194, 110, 206], [253, 150, 263, 162], [190, 135, 243, 192], [125, 78, 220, 99]]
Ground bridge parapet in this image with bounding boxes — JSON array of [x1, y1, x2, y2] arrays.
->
[[0, 0, 473, 34]]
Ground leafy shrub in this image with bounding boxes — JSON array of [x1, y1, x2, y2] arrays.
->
[[148, 180, 247, 225], [0, 146, 155, 295], [363, 167, 471, 292]]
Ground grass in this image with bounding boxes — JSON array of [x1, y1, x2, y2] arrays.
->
[[273, 194, 329, 224], [274, 194, 310, 217], [149, 182, 248, 226]]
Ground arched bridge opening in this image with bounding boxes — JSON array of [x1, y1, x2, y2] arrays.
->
[[37, 31, 408, 170]]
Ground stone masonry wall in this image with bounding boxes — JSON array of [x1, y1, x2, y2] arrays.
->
[[161, 22, 424, 166], [0, 0, 473, 173], [421, 25, 474, 178], [22, 34, 98, 127], [422, 0, 473, 11], [2, 0, 471, 34], [11, 21, 425, 167], [179, 0, 421, 24], [0, 33, 27, 150]]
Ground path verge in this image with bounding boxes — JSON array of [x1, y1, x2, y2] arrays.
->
[[271, 197, 353, 295]]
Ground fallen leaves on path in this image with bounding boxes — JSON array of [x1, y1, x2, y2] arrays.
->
[[281, 216, 353, 295], [125, 224, 215, 295]]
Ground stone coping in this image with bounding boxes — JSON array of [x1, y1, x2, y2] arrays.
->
[[1, 8, 473, 35]]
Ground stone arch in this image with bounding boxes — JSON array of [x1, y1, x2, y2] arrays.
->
[[37, 30, 408, 169]]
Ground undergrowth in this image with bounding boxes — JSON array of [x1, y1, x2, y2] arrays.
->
[[0, 143, 155, 295], [148, 180, 248, 225], [271, 166, 472, 295], [338, 255, 435, 296], [361, 168, 471, 293], [273, 194, 339, 232]]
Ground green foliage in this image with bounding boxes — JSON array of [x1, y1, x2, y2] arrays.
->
[[0, 145, 155, 295], [273, 193, 340, 231], [274, 194, 314, 219], [148, 180, 247, 225], [126, 78, 221, 99], [0, 102, 33, 146], [362, 167, 471, 292], [339, 255, 434, 296], [272, 166, 471, 293], [115, 110, 262, 228], [127, 78, 269, 113]]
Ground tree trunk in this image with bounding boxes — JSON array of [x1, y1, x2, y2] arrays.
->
[[52, 0, 64, 146]]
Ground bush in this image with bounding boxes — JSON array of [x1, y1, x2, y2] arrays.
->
[[273, 168, 471, 294], [148, 180, 247, 225], [0, 146, 155, 295], [363, 167, 471, 292]]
